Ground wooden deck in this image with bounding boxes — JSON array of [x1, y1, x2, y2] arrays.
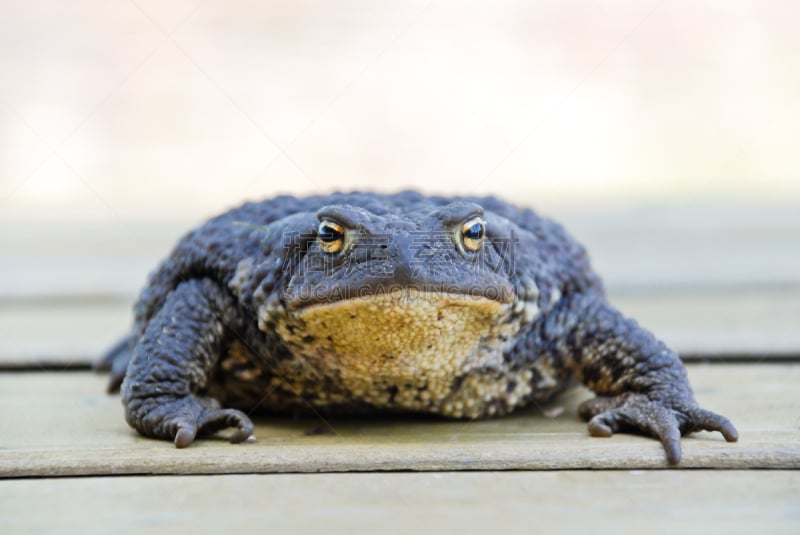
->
[[1, 204, 799, 533]]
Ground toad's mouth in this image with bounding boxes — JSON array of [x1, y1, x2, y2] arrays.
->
[[282, 281, 516, 311], [293, 288, 511, 329], [274, 289, 519, 387]]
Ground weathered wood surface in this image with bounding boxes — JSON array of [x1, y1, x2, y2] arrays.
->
[[1, 205, 797, 532], [2, 289, 798, 366], [1, 364, 796, 478], [2, 471, 798, 535], [3, 205, 799, 299]]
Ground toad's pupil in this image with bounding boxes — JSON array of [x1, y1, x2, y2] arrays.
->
[[464, 223, 483, 239], [319, 225, 342, 242]]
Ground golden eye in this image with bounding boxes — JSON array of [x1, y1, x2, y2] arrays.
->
[[317, 220, 346, 254], [460, 216, 485, 252]]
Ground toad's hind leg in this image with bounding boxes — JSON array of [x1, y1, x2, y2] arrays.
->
[[121, 278, 254, 447]]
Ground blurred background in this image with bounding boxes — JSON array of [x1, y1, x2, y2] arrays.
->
[[1, 0, 799, 361], [1, 0, 799, 221]]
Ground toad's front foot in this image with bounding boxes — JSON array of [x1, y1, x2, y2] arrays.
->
[[578, 393, 738, 465], [124, 393, 254, 448]]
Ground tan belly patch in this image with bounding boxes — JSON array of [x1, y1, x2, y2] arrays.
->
[[274, 289, 519, 413]]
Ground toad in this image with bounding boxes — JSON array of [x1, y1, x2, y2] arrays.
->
[[100, 191, 737, 464]]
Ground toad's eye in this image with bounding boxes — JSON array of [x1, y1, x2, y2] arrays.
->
[[317, 220, 346, 254], [459, 216, 486, 252]]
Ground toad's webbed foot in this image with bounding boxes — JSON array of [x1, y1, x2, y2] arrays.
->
[[124, 393, 254, 448], [578, 393, 738, 465]]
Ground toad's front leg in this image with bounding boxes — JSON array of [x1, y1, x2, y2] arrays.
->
[[121, 278, 254, 447], [543, 292, 738, 464]]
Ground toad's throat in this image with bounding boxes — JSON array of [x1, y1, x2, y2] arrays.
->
[[275, 290, 519, 397]]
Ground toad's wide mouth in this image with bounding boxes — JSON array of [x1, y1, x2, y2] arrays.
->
[[293, 288, 511, 321], [282, 281, 516, 311]]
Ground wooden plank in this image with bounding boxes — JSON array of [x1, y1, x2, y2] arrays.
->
[[2, 204, 799, 300], [0, 364, 796, 477], [2, 471, 798, 535], [558, 203, 800, 291], [0, 299, 132, 366], [2, 289, 797, 367], [0, 219, 186, 300], [612, 288, 800, 357]]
